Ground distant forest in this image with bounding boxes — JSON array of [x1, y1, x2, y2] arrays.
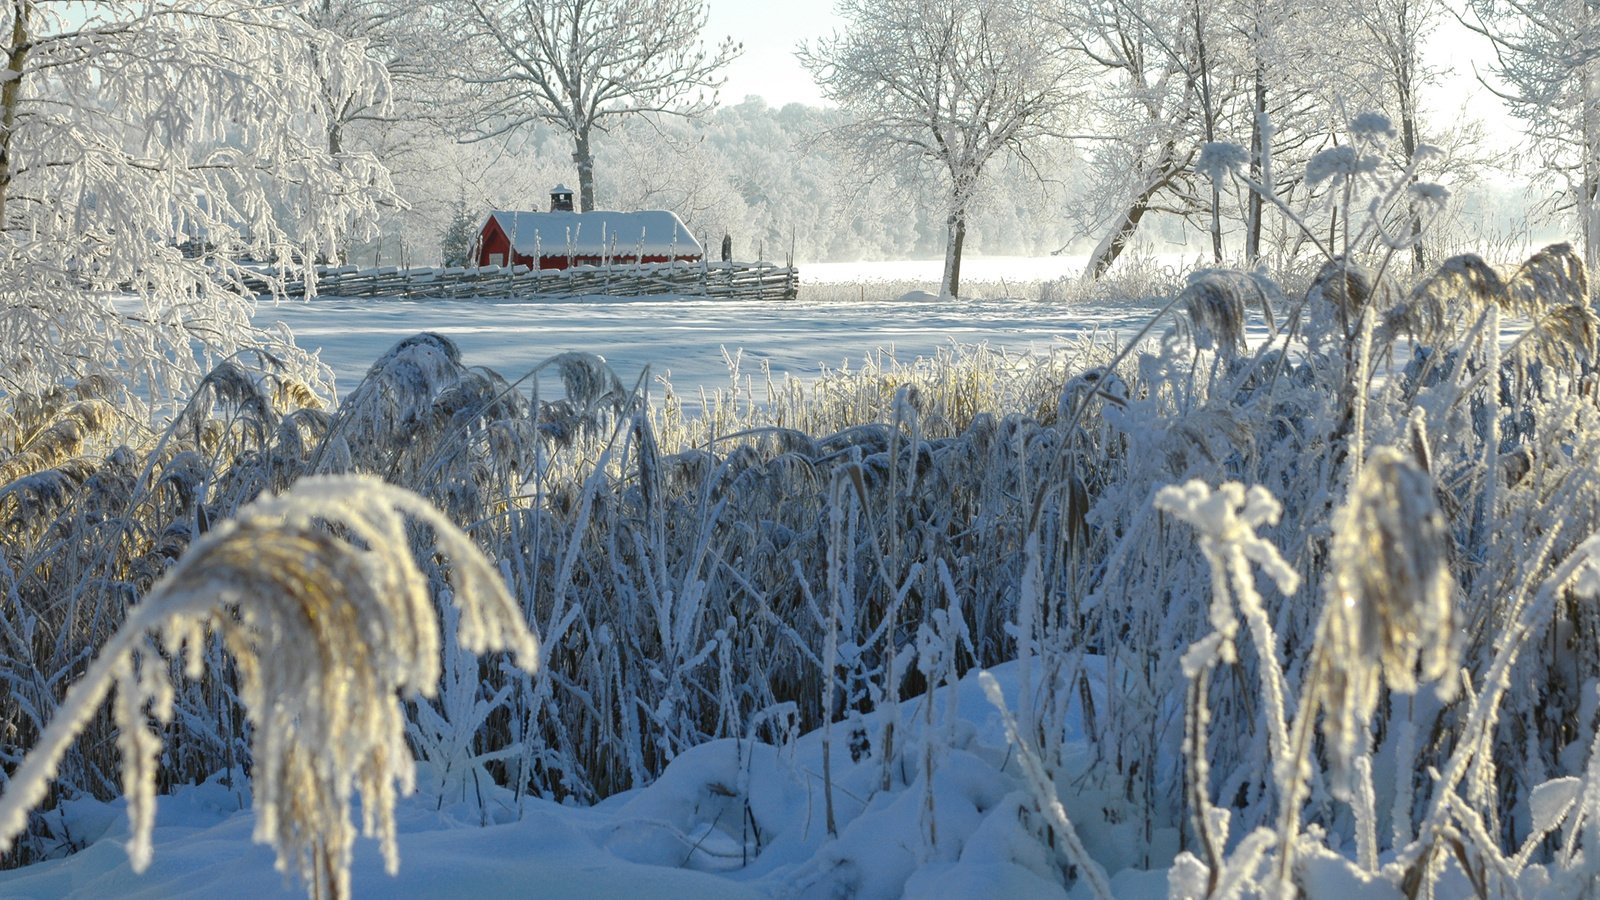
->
[[371, 98, 1067, 266], [365, 97, 1549, 269]]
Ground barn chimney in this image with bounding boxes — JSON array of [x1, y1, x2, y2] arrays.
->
[[549, 185, 575, 212]]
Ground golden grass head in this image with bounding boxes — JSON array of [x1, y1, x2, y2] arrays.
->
[[1307, 257, 1393, 348], [1386, 253, 1504, 345], [1333, 447, 1457, 691], [1528, 303, 1599, 368], [1323, 446, 1458, 795], [1504, 242, 1587, 317], [0, 475, 539, 900], [1179, 271, 1266, 359]]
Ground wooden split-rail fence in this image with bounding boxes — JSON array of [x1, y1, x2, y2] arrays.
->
[[248, 259, 799, 302]]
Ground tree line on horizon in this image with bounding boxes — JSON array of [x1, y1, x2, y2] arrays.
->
[[295, 0, 1592, 299]]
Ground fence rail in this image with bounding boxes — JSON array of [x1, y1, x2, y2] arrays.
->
[[246, 259, 799, 302]]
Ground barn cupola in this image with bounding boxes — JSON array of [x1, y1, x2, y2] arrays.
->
[[549, 185, 575, 212]]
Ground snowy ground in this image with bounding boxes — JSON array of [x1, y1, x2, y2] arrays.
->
[[254, 293, 1153, 399], [0, 664, 1179, 900], [251, 256, 1179, 398]]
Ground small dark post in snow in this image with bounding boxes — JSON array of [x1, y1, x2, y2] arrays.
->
[[721, 233, 732, 262]]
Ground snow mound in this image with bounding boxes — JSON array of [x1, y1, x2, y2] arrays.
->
[[0, 664, 1107, 899]]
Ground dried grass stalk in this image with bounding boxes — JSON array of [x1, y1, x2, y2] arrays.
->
[[0, 475, 538, 900], [1385, 254, 1503, 345], [1307, 257, 1391, 342], [1323, 447, 1457, 793], [0, 400, 117, 485], [1527, 304, 1598, 368], [1503, 243, 1587, 317], [1179, 272, 1251, 359]]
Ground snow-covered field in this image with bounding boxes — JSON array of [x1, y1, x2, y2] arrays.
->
[[252, 256, 1180, 398], [254, 294, 1140, 398]]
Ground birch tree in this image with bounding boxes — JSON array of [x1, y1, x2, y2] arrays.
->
[[0, 1, 393, 405], [800, 0, 1079, 297], [455, 0, 738, 213]]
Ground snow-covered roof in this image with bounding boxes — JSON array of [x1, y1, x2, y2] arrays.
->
[[488, 210, 702, 258]]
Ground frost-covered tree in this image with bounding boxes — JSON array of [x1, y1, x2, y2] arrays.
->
[[0, 1, 394, 405], [800, 0, 1081, 297], [1056, 0, 1213, 278], [303, 0, 466, 159], [439, 199, 481, 266], [1465, 0, 1600, 278], [303, 0, 483, 265], [1330, 0, 1451, 269], [1059, 0, 1430, 274], [453, 0, 738, 213], [1215, 0, 1331, 263]]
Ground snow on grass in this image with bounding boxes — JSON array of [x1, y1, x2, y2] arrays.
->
[[9, 236, 1600, 899], [0, 663, 1099, 900]]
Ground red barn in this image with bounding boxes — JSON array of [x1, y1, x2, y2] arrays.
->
[[475, 208, 703, 270]]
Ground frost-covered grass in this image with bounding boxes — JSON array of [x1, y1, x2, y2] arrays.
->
[[6, 230, 1600, 898], [0, 662, 1124, 899]]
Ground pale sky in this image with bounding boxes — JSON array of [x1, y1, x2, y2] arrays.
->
[[1424, 16, 1518, 142], [703, 1, 843, 108]]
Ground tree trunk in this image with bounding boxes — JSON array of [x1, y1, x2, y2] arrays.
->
[[1400, 104, 1425, 272], [1396, 23, 1426, 273], [1086, 200, 1151, 282], [1193, 0, 1223, 263], [321, 115, 346, 265], [1583, 27, 1600, 285], [574, 126, 596, 212], [1085, 148, 1180, 280], [1246, 66, 1267, 264], [0, 1, 31, 224], [942, 208, 966, 298], [1586, 121, 1600, 287]]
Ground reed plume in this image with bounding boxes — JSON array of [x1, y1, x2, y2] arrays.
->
[[0, 475, 538, 899], [1323, 447, 1457, 795]]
